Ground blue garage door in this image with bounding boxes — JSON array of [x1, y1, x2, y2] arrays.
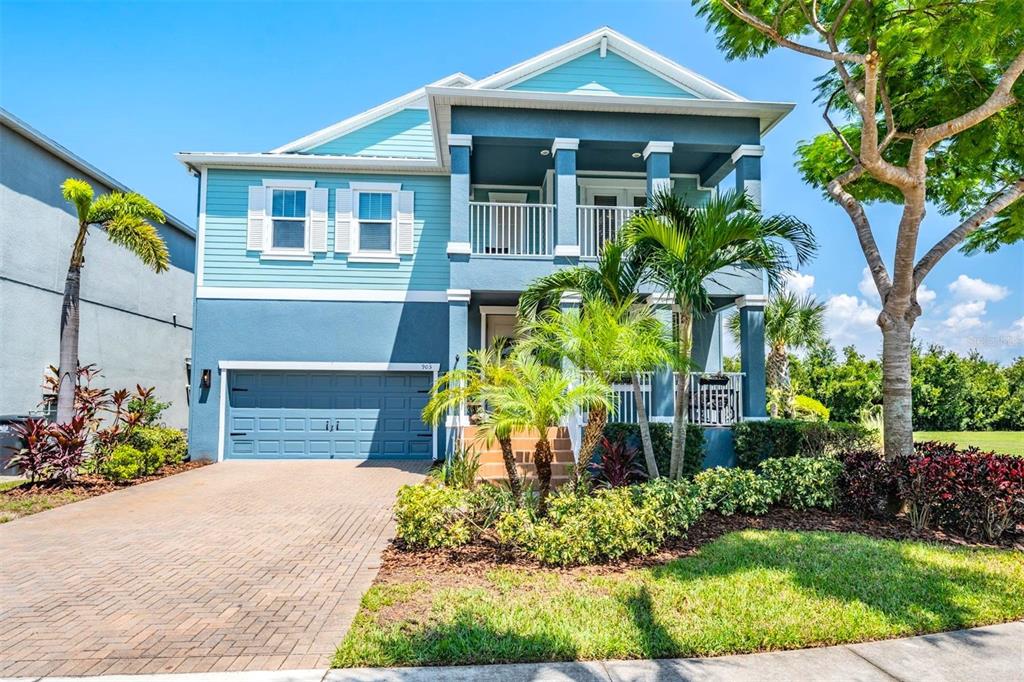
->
[[226, 371, 433, 460]]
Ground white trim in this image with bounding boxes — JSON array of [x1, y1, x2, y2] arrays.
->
[[648, 292, 674, 305], [446, 414, 472, 427], [471, 183, 542, 193], [446, 241, 472, 255], [643, 141, 674, 160], [650, 416, 674, 424], [735, 294, 768, 308], [560, 292, 582, 304], [271, 73, 473, 153], [351, 186, 399, 260], [487, 192, 527, 203], [348, 255, 400, 264], [177, 152, 443, 173], [261, 178, 315, 189], [731, 144, 765, 163], [599, 36, 608, 58], [554, 244, 581, 257], [479, 305, 518, 350], [217, 368, 226, 462], [219, 360, 439, 372], [447, 288, 472, 302], [551, 137, 579, 153], [259, 253, 314, 262], [196, 167, 208, 286], [447, 133, 473, 149], [196, 286, 448, 302], [576, 170, 716, 193], [349, 181, 402, 192], [577, 176, 652, 207]]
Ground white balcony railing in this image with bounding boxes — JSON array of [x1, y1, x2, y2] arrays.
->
[[581, 372, 651, 425], [685, 372, 744, 426], [469, 202, 554, 256], [577, 205, 642, 258]]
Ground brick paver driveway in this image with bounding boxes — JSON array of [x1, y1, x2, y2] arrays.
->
[[0, 460, 427, 677]]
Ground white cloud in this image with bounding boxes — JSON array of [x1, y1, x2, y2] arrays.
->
[[948, 274, 1009, 302], [824, 293, 881, 355], [943, 300, 987, 331], [858, 267, 878, 301], [917, 283, 937, 308], [782, 270, 815, 296]]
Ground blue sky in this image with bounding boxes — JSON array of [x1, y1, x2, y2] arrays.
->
[[2, 0, 1021, 362]]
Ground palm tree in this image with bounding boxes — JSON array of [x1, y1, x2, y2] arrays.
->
[[516, 298, 674, 483], [422, 342, 524, 503], [727, 289, 826, 418], [56, 179, 169, 423], [477, 353, 610, 514], [624, 189, 816, 479], [518, 242, 663, 476]]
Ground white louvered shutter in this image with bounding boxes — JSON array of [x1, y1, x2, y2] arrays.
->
[[309, 187, 328, 252], [247, 186, 266, 250], [397, 190, 414, 255], [335, 188, 353, 253]]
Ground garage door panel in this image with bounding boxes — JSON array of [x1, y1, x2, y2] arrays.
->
[[227, 370, 433, 460]]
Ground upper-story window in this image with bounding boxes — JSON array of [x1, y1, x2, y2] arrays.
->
[[336, 182, 414, 263], [356, 191, 395, 255], [270, 189, 307, 251], [247, 179, 328, 260]]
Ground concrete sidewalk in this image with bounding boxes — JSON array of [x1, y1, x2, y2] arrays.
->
[[5, 620, 1021, 681]]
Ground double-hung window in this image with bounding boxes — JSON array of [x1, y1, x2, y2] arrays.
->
[[357, 192, 394, 255], [270, 189, 307, 252], [248, 179, 326, 259], [335, 182, 412, 260]]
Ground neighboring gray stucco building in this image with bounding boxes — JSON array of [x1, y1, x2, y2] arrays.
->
[[0, 108, 195, 428]]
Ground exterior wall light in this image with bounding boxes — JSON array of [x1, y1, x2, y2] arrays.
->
[[540, 149, 550, 156], [201, 369, 212, 389], [631, 152, 642, 158]]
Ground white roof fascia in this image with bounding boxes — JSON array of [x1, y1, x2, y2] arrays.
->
[[271, 72, 474, 154], [175, 152, 444, 174], [469, 27, 744, 102]]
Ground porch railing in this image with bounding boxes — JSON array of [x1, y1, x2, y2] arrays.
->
[[684, 372, 744, 426], [577, 205, 642, 258], [469, 202, 555, 256], [581, 372, 652, 425]]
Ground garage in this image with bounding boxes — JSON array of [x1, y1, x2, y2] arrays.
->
[[224, 369, 435, 460]]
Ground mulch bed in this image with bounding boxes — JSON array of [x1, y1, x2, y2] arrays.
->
[[379, 507, 1023, 581], [1, 459, 210, 503]]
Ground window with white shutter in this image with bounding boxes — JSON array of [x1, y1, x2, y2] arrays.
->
[[346, 182, 411, 263], [248, 179, 316, 260]]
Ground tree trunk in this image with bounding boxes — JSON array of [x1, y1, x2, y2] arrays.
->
[[534, 436, 554, 516], [669, 307, 693, 479], [56, 266, 82, 424], [631, 374, 659, 478], [880, 315, 915, 462], [498, 434, 523, 505], [577, 405, 606, 483], [766, 346, 787, 418]]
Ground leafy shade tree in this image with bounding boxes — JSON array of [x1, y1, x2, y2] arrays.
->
[[516, 298, 675, 481], [694, 0, 1024, 460], [518, 242, 663, 474], [57, 179, 169, 423], [727, 289, 826, 417], [791, 341, 883, 423], [477, 353, 610, 514], [625, 189, 816, 478], [422, 342, 523, 503]]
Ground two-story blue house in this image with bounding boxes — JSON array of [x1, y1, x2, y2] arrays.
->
[[178, 27, 789, 465]]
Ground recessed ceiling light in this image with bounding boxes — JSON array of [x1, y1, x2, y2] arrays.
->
[[632, 152, 642, 159], [540, 149, 550, 156]]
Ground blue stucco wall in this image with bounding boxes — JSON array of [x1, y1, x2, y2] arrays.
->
[[188, 298, 449, 460], [508, 49, 698, 99], [305, 108, 436, 158]]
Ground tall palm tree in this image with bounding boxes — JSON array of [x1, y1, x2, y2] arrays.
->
[[517, 242, 663, 476], [516, 298, 674, 483], [477, 353, 610, 514], [422, 342, 523, 503], [624, 189, 817, 479], [727, 289, 826, 418], [56, 179, 169, 423]]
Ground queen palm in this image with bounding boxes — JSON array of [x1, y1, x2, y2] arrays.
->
[[727, 289, 826, 418], [56, 179, 169, 423], [517, 242, 663, 476], [477, 353, 610, 514], [624, 189, 816, 479], [422, 342, 523, 503], [516, 298, 674, 483]]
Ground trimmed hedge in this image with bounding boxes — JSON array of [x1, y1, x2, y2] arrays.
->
[[603, 422, 706, 479], [733, 419, 873, 468]]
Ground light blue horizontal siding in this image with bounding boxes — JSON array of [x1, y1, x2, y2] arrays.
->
[[507, 49, 698, 99], [304, 109, 436, 158], [203, 169, 449, 290]]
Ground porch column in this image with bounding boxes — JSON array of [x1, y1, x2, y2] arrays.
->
[[650, 298, 675, 421], [644, 141, 673, 202], [552, 138, 579, 260], [732, 145, 763, 209], [447, 135, 472, 256], [736, 295, 768, 419], [446, 288, 471, 454]]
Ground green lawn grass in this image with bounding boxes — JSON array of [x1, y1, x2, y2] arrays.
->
[[915, 431, 1023, 456], [0, 480, 88, 524], [334, 530, 1024, 667]]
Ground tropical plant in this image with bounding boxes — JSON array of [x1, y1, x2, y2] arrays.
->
[[727, 290, 826, 417], [624, 189, 816, 479], [55, 179, 168, 424], [431, 447, 481, 489], [517, 298, 674, 482], [694, 0, 1024, 461], [476, 353, 611, 514], [518, 241, 664, 477], [422, 342, 523, 503], [590, 435, 646, 488]]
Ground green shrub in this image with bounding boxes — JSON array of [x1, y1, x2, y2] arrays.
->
[[129, 427, 187, 466], [102, 444, 145, 482], [733, 419, 873, 468], [794, 395, 830, 422], [394, 484, 473, 549], [603, 422, 706, 479], [693, 467, 779, 516], [495, 480, 704, 566], [758, 456, 842, 510], [430, 447, 480, 489]]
